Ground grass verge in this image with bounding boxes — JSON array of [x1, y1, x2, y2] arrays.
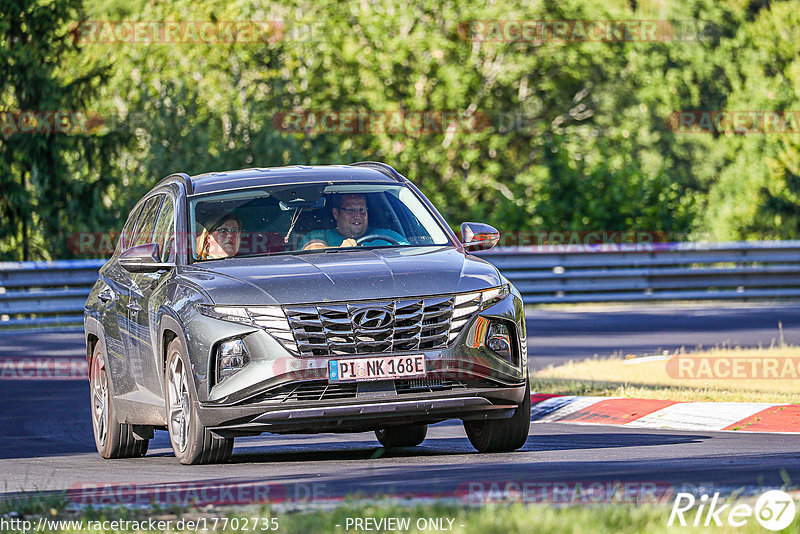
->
[[534, 346, 800, 403]]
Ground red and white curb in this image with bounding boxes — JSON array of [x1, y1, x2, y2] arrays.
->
[[530, 394, 800, 433], [3, 358, 797, 433]]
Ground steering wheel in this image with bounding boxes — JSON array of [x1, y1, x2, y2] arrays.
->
[[356, 233, 400, 245]]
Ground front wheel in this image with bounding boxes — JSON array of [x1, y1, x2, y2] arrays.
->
[[464, 382, 530, 453], [375, 424, 427, 447], [165, 338, 233, 464], [90, 342, 149, 458]]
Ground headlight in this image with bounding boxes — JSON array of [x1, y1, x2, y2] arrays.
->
[[486, 321, 514, 363], [196, 305, 252, 324], [197, 304, 299, 354], [468, 317, 519, 367], [217, 338, 249, 383], [479, 284, 510, 307], [449, 285, 510, 342]]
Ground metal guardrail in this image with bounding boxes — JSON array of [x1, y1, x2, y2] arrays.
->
[[2, 241, 800, 331], [478, 240, 800, 303], [0, 259, 104, 330]]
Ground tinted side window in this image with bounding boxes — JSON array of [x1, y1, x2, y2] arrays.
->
[[120, 203, 145, 252], [386, 193, 432, 245], [131, 195, 165, 247], [153, 196, 175, 262]]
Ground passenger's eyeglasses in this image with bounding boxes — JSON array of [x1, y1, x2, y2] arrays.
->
[[214, 228, 241, 236], [339, 207, 368, 216]]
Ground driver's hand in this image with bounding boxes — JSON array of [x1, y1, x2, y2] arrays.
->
[[302, 240, 327, 251], [340, 238, 357, 247]]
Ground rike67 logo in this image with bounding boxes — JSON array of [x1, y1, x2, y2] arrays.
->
[[669, 490, 796, 531]]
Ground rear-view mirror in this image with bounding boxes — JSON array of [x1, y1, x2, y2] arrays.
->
[[279, 197, 326, 211]]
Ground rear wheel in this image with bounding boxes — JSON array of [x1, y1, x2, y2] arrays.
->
[[90, 343, 149, 458], [375, 424, 427, 447], [165, 338, 233, 464], [464, 382, 531, 453]]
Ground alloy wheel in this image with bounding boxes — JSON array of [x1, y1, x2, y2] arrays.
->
[[91, 355, 109, 446], [168, 355, 191, 452]]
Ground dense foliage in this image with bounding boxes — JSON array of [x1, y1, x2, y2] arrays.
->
[[1, 0, 799, 260]]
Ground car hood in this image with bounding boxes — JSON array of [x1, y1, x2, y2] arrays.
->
[[179, 246, 502, 306]]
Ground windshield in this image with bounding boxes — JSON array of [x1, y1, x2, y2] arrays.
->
[[189, 183, 451, 261]]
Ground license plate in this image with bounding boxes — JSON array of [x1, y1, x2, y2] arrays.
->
[[328, 354, 425, 382]]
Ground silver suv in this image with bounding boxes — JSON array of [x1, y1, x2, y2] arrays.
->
[[84, 162, 530, 464]]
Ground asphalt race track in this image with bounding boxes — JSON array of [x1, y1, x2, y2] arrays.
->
[[527, 303, 800, 369], [1, 303, 799, 503]]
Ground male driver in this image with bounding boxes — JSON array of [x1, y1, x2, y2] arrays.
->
[[299, 194, 407, 250]]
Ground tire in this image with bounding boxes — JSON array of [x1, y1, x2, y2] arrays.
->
[[90, 342, 149, 458], [464, 381, 531, 453], [375, 424, 427, 447], [165, 338, 233, 465]]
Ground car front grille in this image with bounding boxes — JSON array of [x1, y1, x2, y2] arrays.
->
[[252, 381, 359, 403], [283, 294, 481, 357], [394, 378, 466, 394], [248, 378, 472, 404]]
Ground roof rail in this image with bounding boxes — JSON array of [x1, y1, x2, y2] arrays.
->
[[349, 161, 406, 182], [157, 172, 193, 195]]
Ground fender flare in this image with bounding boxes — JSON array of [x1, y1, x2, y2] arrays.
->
[[158, 309, 209, 402], [83, 315, 106, 365]]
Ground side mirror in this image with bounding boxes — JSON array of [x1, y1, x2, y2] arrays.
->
[[119, 243, 175, 273], [460, 222, 500, 251]]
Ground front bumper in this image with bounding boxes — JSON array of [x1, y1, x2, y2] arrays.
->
[[186, 290, 527, 434], [199, 383, 526, 435]]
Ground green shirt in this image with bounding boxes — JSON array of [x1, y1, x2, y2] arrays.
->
[[298, 228, 408, 249]]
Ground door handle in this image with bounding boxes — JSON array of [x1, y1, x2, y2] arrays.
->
[[98, 287, 115, 303], [127, 302, 142, 312]]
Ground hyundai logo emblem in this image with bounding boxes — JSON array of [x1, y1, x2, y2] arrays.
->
[[352, 308, 393, 330]]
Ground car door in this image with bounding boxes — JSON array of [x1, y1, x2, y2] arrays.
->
[[128, 193, 176, 403], [100, 202, 146, 397], [122, 193, 165, 404]]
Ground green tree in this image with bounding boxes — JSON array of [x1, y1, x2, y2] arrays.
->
[[702, 0, 800, 239], [35, 0, 800, 259], [0, 0, 124, 260]]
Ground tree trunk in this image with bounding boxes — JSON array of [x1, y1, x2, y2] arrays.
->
[[21, 169, 28, 262]]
